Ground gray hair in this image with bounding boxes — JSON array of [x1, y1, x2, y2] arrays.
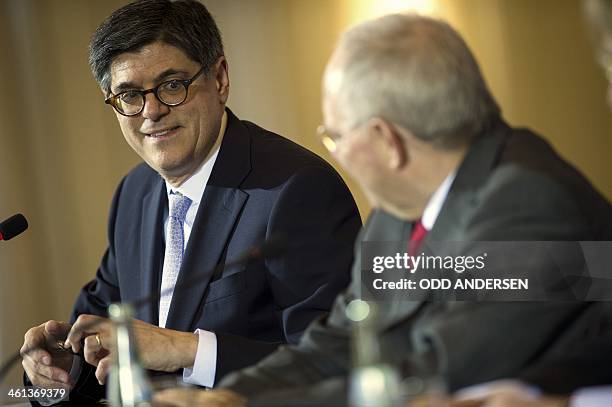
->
[[332, 14, 500, 148]]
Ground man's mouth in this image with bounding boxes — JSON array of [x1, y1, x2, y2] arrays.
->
[[144, 126, 181, 139]]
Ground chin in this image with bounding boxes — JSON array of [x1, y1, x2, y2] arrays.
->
[[161, 160, 196, 177], [378, 201, 416, 221], [149, 152, 186, 169]]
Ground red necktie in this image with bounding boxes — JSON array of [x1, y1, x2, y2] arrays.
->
[[408, 219, 427, 255]]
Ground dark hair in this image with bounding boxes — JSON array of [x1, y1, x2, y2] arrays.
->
[[89, 0, 224, 94]]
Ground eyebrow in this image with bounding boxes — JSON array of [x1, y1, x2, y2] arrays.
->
[[112, 68, 191, 94]]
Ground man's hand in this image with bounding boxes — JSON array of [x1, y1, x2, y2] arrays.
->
[[64, 315, 198, 385], [445, 394, 569, 407], [21, 320, 75, 389], [445, 383, 569, 407], [154, 388, 246, 407], [409, 382, 570, 407]]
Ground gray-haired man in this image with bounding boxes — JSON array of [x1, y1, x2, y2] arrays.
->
[[155, 12, 612, 407]]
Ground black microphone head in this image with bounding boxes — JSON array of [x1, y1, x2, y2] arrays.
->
[[0, 213, 28, 241]]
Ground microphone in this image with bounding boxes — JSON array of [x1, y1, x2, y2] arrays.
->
[[0, 236, 287, 384], [0, 214, 28, 241]]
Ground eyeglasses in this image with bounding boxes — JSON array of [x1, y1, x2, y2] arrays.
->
[[316, 125, 342, 153], [105, 67, 205, 116]]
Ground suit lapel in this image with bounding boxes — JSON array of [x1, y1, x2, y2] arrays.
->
[[384, 120, 511, 327], [361, 210, 411, 241], [139, 178, 167, 324], [165, 109, 252, 331], [424, 120, 510, 247]]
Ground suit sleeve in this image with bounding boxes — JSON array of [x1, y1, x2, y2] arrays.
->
[[218, 226, 372, 397], [221, 170, 611, 399], [517, 302, 612, 394], [219, 272, 360, 399], [213, 165, 361, 383]]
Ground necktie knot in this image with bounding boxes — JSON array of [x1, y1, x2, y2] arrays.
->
[[168, 192, 192, 222]]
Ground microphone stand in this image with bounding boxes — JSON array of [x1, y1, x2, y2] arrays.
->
[[107, 303, 153, 407]]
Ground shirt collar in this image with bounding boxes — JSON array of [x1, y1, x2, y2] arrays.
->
[[421, 170, 456, 231], [165, 110, 228, 203]]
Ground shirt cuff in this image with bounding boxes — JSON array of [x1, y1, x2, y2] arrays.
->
[[33, 355, 82, 406], [182, 329, 217, 388], [570, 386, 612, 407]]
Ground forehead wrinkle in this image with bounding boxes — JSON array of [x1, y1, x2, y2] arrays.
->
[[112, 68, 192, 93]]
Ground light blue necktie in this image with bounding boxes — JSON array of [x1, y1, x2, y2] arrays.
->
[[159, 192, 192, 328]]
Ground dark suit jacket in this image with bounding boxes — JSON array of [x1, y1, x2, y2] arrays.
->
[[45, 109, 361, 404], [219, 119, 612, 405]]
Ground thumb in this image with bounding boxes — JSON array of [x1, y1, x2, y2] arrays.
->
[[44, 320, 72, 340], [95, 355, 113, 385]]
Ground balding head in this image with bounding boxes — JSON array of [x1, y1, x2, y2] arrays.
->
[[324, 14, 500, 149]]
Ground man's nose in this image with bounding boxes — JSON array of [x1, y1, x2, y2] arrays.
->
[[141, 92, 170, 121]]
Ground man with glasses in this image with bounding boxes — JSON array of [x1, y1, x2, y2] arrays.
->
[[104, 66, 207, 117], [19, 0, 361, 404]]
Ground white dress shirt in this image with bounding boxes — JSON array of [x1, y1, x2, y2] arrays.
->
[[162, 111, 226, 388], [421, 171, 456, 231], [457, 381, 612, 406], [570, 386, 612, 406]]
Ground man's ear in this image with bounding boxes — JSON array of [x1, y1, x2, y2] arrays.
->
[[370, 117, 407, 170], [213, 56, 230, 103], [100, 85, 110, 98]]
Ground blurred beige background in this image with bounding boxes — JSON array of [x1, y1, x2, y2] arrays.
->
[[1, 0, 611, 395]]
